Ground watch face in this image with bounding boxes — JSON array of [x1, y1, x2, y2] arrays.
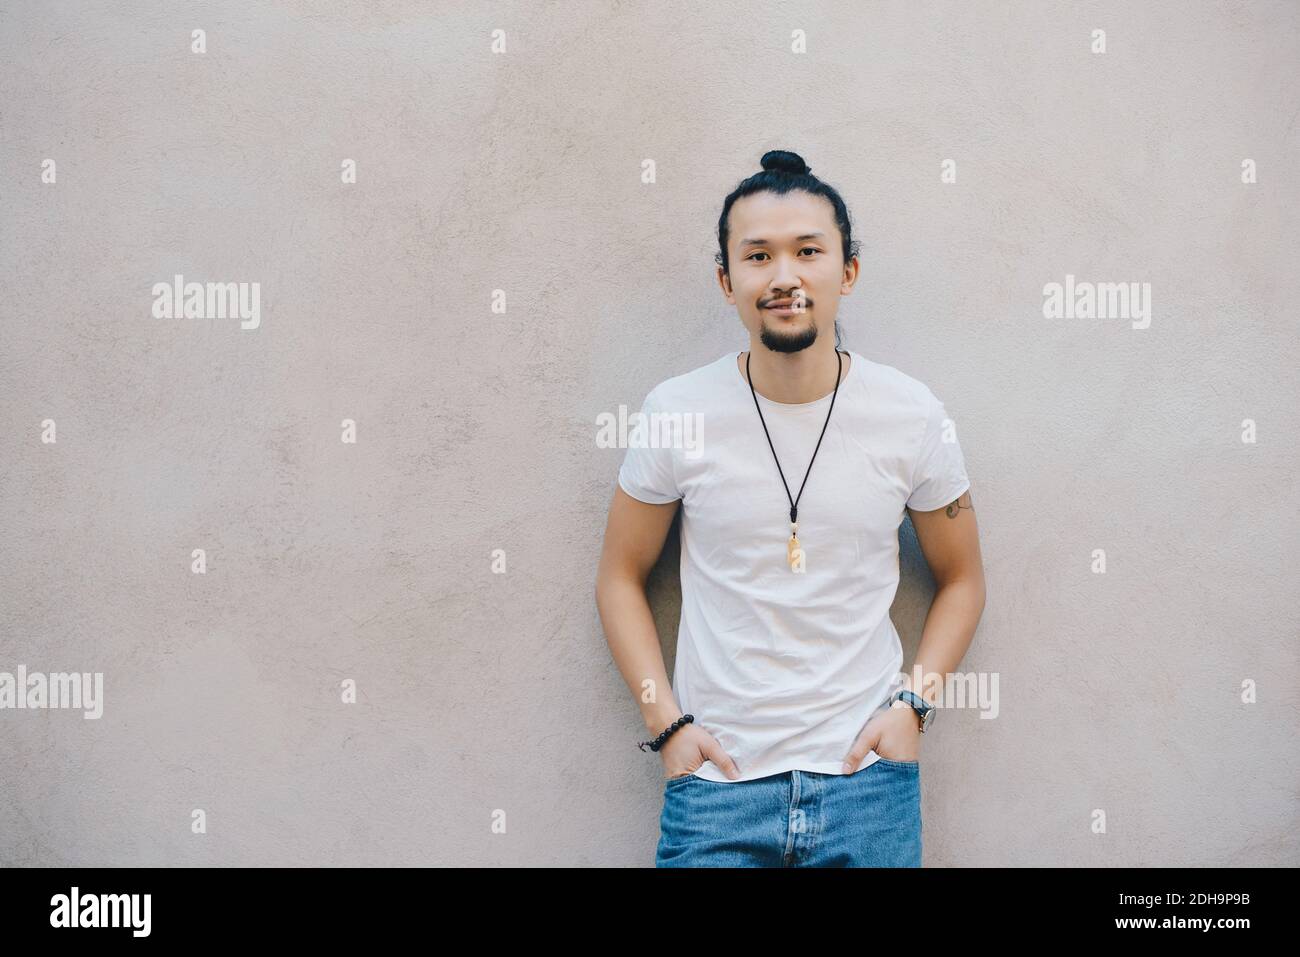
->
[[921, 708, 935, 730]]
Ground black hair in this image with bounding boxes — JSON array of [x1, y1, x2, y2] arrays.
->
[[715, 149, 860, 349]]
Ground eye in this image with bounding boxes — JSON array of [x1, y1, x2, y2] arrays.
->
[[746, 248, 821, 262]]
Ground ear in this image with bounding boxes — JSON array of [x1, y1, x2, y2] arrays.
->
[[840, 256, 859, 294], [717, 266, 734, 302]]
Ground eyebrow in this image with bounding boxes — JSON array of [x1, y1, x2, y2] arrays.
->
[[738, 232, 826, 249]]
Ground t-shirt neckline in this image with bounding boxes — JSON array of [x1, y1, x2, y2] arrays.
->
[[729, 348, 859, 410]]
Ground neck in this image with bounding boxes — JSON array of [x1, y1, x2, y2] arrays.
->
[[739, 343, 848, 404]]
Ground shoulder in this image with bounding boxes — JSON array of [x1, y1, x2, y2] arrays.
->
[[642, 353, 733, 410], [852, 354, 943, 414]]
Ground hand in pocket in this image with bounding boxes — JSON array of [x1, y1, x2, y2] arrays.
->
[[842, 705, 921, 771], [662, 723, 741, 780]]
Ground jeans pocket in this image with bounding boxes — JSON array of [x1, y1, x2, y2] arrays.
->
[[664, 772, 697, 788], [872, 754, 919, 769]]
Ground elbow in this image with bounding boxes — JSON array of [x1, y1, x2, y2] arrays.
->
[[936, 571, 986, 613], [595, 564, 637, 608]]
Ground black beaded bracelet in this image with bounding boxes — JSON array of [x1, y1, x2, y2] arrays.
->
[[638, 713, 694, 752]]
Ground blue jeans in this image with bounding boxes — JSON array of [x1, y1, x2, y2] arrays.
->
[[655, 758, 922, 867]]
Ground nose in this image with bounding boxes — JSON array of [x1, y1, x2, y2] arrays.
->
[[771, 255, 799, 291], [768, 254, 803, 301]]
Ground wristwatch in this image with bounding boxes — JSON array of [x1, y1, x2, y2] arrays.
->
[[889, 689, 935, 734]]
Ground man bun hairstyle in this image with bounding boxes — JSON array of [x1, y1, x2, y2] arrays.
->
[[760, 149, 811, 176], [715, 149, 860, 350]]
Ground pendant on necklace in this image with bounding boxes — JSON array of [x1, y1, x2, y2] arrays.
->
[[787, 521, 803, 571]]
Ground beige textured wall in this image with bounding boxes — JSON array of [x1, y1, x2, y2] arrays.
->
[[1, 1, 1297, 866]]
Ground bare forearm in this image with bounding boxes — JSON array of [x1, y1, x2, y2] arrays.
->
[[595, 573, 682, 734], [905, 578, 986, 706]]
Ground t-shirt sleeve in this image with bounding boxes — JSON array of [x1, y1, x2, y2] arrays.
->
[[616, 387, 681, 504], [905, 389, 971, 512]]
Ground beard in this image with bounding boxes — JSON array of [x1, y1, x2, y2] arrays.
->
[[758, 314, 819, 353]]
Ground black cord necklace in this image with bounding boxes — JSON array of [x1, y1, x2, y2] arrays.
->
[[745, 348, 845, 571]]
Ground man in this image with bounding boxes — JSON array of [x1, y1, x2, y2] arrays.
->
[[595, 150, 986, 867]]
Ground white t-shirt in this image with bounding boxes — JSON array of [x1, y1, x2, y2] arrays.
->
[[617, 348, 971, 783]]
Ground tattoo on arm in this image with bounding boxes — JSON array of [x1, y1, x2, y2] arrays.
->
[[945, 491, 973, 519]]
